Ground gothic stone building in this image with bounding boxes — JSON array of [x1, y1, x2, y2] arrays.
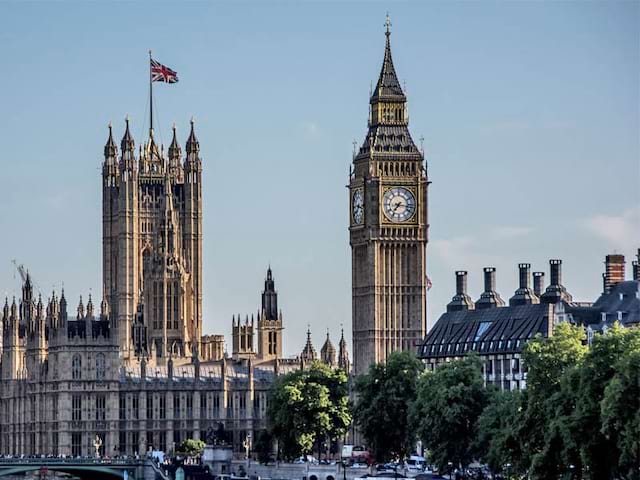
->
[[419, 252, 640, 390], [0, 119, 349, 457], [350, 21, 429, 376]]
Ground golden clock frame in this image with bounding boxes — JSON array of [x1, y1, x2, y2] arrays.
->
[[380, 185, 418, 225]]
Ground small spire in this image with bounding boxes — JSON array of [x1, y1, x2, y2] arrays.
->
[[385, 12, 392, 36], [121, 116, 135, 152], [168, 122, 181, 159], [186, 117, 199, 154], [104, 122, 117, 157]]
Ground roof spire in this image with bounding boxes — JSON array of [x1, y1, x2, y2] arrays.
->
[[121, 115, 135, 152], [104, 122, 117, 158], [371, 14, 405, 102], [186, 117, 199, 154], [168, 122, 181, 160]]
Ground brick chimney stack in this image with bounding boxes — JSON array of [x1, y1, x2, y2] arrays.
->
[[633, 249, 639, 282], [604, 254, 625, 294]]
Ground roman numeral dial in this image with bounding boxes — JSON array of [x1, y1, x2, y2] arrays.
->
[[382, 187, 416, 223]]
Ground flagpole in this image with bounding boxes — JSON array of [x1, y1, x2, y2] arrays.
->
[[149, 50, 153, 137]]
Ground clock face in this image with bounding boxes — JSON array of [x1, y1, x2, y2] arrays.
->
[[352, 188, 364, 225], [383, 187, 416, 222]]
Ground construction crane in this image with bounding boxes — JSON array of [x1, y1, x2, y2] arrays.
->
[[11, 259, 42, 296]]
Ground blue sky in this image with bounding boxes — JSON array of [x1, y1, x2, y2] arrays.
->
[[0, 1, 638, 357]]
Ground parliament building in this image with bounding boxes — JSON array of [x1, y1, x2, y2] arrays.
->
[[0, 119, 348, 458], [0, 20, 428, 458]]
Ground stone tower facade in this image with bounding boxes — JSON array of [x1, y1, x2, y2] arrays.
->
[[349, 22, 429, 375], [257, 267, 283, 361], [102, 120, 202, 362]]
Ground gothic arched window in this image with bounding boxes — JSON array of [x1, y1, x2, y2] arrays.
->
[[72, 354, 82, 380], [96, 353, 106, 380]]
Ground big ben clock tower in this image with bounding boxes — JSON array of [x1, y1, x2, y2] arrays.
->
[[350, 17, 429, 376]]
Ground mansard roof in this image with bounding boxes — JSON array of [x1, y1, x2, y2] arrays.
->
[[419, 303, 554, 359]]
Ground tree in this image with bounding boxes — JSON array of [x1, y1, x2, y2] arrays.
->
[[410, 354, 488, 472], [572, 324, 640, 479], [354, 351, 424, 463], [601, 348, 640, 480], [267, 362, 351, 461], [176, 438, 205, 458], [475, 389, 525, 475], [519, 322, 587, 478]]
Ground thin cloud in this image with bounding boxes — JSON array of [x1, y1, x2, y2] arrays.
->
[[582, 207, 640, 253]]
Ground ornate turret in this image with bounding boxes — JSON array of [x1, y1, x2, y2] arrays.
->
[[86, 294, 94, 318], [262, 266, 278, 321], [338, 328, 350, 372], [185, 118, 199, 155], [300, 328, 317, 363], [120, 116, 135, 153], [76, 296, 85, 320], [168, 123, 182, 160], [320, 331, 336, 367], [104, 122, 118, 159]]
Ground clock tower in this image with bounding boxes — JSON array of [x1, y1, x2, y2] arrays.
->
[[349, 18, 429, 376]]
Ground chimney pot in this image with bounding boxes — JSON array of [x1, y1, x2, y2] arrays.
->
[[483, 267, 496, 293], [455, 271, 468, 295], [533, 272, 545, 297], [518, 263, 531, 289]]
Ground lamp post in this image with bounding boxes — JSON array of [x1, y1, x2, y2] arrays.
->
[[568, 464, 575, 480], [503, 463, 512, 480], [447, 461, 453, 480]]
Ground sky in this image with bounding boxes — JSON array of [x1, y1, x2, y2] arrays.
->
[[0, 1, 638, 357]]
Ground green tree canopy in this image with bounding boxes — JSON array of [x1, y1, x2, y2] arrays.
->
[[519, 322, 587, 478], [176, 438, 205, 458], [410, 353, 489, 472], [354, 351, 424, 463], [267, 362, 351, 461]]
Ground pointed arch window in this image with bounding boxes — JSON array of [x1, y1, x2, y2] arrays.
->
[[96, 353, 106, 380], [72, 354, 82, 380]]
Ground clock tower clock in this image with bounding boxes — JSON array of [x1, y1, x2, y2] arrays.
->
[[349, 18, 429, 375]]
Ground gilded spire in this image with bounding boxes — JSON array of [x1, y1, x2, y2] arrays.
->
[[186, 117, 199, 154]]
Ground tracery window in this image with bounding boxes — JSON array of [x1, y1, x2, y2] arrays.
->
[[96, 353, 106, 380], [72, 354, 82, 380]]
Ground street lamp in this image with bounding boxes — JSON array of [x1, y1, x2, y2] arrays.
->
[[568, 464, 575, 480], [447, 461, 453, 480], [503, 463, 512, 480]]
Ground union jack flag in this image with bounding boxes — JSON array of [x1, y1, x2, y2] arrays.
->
[[151, 59, 179, 83]]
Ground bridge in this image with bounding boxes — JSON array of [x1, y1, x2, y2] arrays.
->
[[0, 458, 171, 479]]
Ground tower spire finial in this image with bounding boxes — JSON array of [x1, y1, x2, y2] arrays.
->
[[385, 12, 392, 36]]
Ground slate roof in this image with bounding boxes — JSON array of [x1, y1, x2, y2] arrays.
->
[[419, 303, 554, 359], [568, 280, 640, 329], [371, 32, 406, 102]]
